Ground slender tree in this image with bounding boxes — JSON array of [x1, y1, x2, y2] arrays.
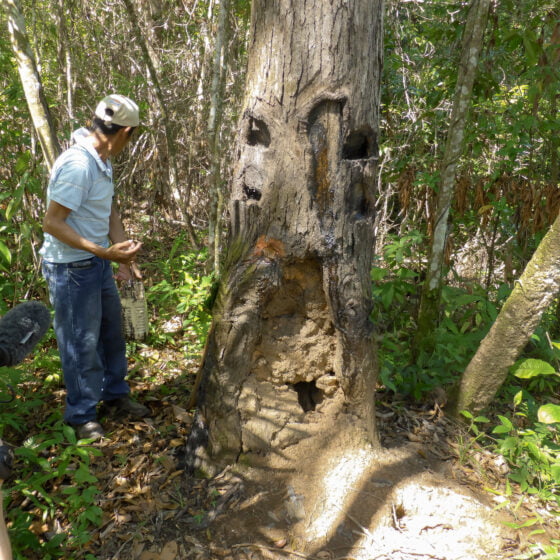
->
[[6, 0, 60, 170], [121, 0, 185, 225], [414, 0, 491, 353], [56, 0, 74, 122], [452, 211, 560, 415], [207, 0, 230, 275]]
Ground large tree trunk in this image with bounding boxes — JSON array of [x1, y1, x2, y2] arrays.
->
[[451, 211, 560, 415], [414, 0, 490, 354], [6, 0, 60, 170], [187, 0, 382, 479]]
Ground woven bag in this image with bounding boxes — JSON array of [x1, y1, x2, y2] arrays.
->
[[120, 280, 148, 340]]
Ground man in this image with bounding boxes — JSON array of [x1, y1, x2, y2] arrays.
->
[[41, 94, 150, 440], [0, 444, 12, 559]]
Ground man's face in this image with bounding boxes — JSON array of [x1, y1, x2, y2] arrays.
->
[[111, 127, 134, 156]]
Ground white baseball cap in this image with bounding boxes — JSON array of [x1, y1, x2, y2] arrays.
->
[[95, 94, 139, 127]]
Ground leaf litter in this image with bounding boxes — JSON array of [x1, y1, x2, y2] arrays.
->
[[7, 338, 559, 560]]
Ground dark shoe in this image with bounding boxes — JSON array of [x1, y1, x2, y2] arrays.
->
[[106, 396, 150, 419], [73, 421, 105, 441], [0, 441, 14, 480]]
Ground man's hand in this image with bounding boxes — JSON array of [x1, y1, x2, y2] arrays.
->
[[104, 240, 142, 265]]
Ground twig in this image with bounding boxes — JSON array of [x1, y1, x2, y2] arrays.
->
[[372, 551, 446, 560], [110, 534, 136, 560], [332, 502, 373, 539], [391, 503, 403, 532], [231, 543, 312, 559]]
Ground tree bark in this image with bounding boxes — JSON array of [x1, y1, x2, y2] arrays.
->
[[6, 0, 60, 170], [187, 0, 382, 475], [452, 211, 560, 415], [414, 0, 490, 353]]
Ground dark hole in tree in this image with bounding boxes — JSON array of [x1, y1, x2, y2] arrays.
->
[[243, 184, 262, 201], [343, 131, 370, 160], [357, 198, 370, 215], [348, 182, 371, 217], [247, 117, 271, 147], [291, 381, 324, 413]]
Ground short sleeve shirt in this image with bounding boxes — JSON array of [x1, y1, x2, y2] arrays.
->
[[40, 128, 114, 263]]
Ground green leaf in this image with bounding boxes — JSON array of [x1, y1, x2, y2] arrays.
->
[[498, 436, 518, 452], [63, 424, 77, 445], [14, 152, 30, 174], [509, 517, 539, 529], [493, 415, 514, 434], [512, 358, 556, 379], [523, 35, 540, 66], [5, 198, 20, 221], [381, 283, 395, 309], [74, 463, 98, 484], [493, 424, 514, 435], [0, 241, 11, 265], [371, 267, 388, 282], [537, 404, 560, 424], [526, 441, 549, 465]]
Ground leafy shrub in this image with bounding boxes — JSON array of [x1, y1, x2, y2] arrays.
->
[[6, 419, 103, 557], [0, 346, 102, 559], [372, 232, 510, 399], [145, 235, 213, 351]]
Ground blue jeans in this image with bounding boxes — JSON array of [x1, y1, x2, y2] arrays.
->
[[42, 257, 130, 424]]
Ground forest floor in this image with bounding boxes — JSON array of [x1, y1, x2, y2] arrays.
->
[[78, 341, 560, 560]]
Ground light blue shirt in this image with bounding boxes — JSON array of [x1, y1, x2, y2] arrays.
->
[[40, 128, 114, 263]]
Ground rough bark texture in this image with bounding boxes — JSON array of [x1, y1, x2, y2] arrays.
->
[[453, 211, 560, 415], [187, 0, 382, 475], [414, 0, 490, 352], [6, 0, 61, 170]]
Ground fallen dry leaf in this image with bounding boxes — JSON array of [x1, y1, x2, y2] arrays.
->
[[139, 540, 178, 560]]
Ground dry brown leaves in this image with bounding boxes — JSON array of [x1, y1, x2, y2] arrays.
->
[[54, 346, 203, 559], [89, 402, 194, 558], [397, 165, 560, 242]]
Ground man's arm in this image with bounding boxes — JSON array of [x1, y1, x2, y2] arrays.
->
[[43, 201, 141, 265], [108, 204, 128, 245], [108, 204, 142, 280]]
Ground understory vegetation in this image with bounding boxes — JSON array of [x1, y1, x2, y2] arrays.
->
[[0, 231, 212, 559], [0, 234, 558, 558], [372, 233, 560, 522]]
